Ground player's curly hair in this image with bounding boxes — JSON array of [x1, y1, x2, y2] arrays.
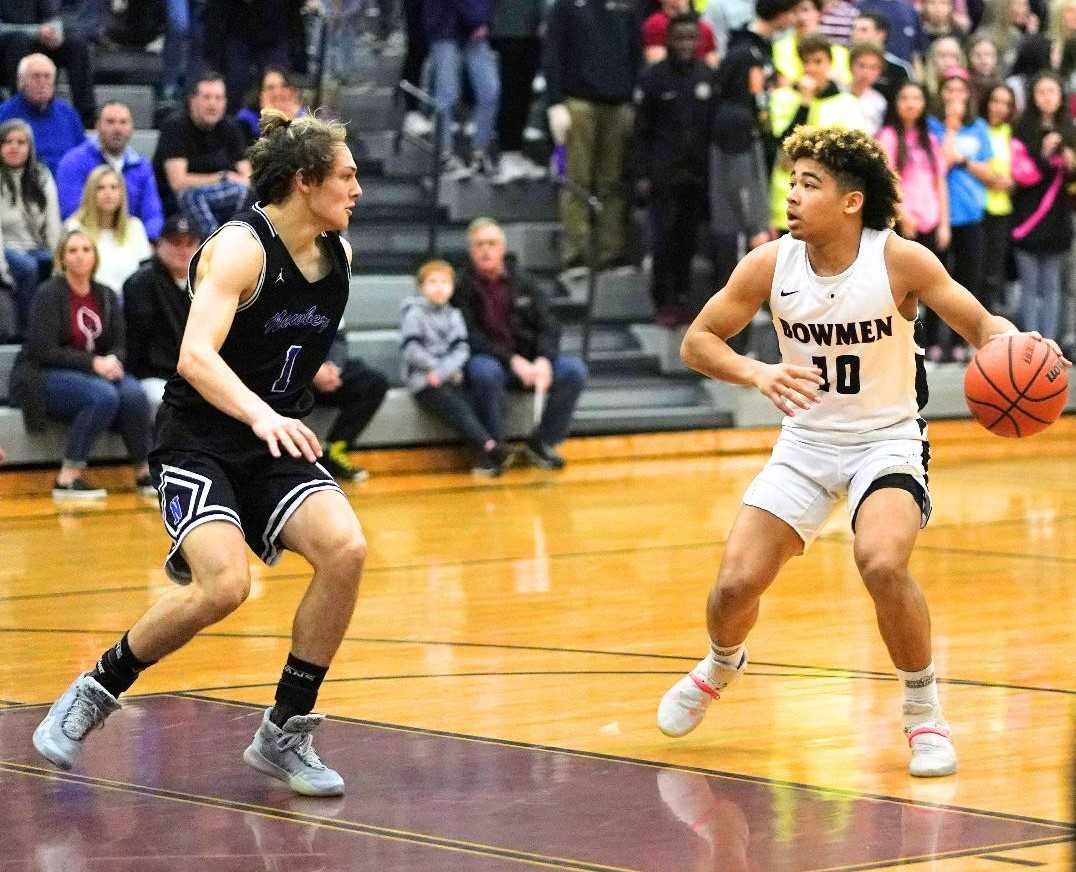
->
[[782, 126, 900, 230], [247, 109, 349, 205]]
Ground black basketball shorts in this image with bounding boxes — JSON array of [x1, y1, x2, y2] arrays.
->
[[149, 444, 344, 584]]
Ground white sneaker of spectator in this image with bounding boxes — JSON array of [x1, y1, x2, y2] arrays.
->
[[493, 151, 547, 185], [403, 111, 433, 138], [442, 154, 474, 182]]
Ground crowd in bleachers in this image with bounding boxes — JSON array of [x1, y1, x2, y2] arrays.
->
[[3, 0, 1076, 489]]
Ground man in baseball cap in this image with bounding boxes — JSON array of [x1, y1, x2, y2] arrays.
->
[[122, 215, 205, 417]]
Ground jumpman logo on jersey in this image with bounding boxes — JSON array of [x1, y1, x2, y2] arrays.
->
[[275, 269, 285, 284]]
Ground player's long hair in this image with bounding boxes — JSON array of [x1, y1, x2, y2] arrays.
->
[[247, 109, 349, 205], [782, 125, 900, 230]]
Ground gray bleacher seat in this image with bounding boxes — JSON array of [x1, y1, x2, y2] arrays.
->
[[0, 344, 17, 403], [95, 84, 155, 128]]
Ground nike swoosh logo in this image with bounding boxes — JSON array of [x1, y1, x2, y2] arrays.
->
[[779, 290, 798, 297]]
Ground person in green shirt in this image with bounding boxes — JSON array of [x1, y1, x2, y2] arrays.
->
[[769, 34, 867, 230]]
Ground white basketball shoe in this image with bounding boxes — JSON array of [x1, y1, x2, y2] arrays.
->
[[904, 705, 957, 777], [657, 649, 747, 738]]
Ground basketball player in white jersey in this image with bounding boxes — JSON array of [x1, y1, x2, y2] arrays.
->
[[657, 126, 1071, 776]]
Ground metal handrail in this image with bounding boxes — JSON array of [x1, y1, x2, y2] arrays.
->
[[553, 172, 603, 362], [397, 80, 443, 258]]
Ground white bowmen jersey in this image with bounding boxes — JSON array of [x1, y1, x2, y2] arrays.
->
[[770, 227, 923, 443]]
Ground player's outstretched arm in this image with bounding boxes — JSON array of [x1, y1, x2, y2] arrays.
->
[[177, 225, 323, 461], [890, 234, 1071, 365], [682, 241, 823, 414]]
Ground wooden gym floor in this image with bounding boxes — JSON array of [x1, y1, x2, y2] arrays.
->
[[0, 418, 1074, 870]]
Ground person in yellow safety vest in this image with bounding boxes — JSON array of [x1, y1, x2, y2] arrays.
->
[[773, 0, 851, 88], [769, 33, 867, 230]]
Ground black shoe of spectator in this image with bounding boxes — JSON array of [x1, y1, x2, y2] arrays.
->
[[135, 474, 157, 498], [471, 451, 504, 477], [525, 437, 566, 470], [52, 477, 107, 501]]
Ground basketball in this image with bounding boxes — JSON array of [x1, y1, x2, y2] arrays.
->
[[964, 334, 1069, 437]]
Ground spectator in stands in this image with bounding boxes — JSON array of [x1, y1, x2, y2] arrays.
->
[[400, 0, 432, 137], [768, 34, 866, 232], [0, 5, 95, 126], [849, 42, 888, 134], [10, 228, 153, 500], [878, 81, 950, 254], [545, 0, 641, 269], [490, 0, 546, 184], [981, 83, 1017, 314], [0, 118, 59, 332], [122, 214, 198, 414], [922, 0, 969, 44], [709, 48, 772, 355], [454, 217, 587, 469], [65, 165, 151, 294], [928, 67, 996, 360], [774, 0, 850, 87], [924, 35, 967, 99], [153, 72, 251, 238], [310, 327, 390, 483], [1010, 70, 1076, 339], [425, 0, 501, 179], [634, 13, 713, 326], [725, 0, 798, 81], [0, 53, 83, 177], [981, 0, 1043, 69], [968, 34, 1001, 98], [819, 0, 860, 46], [702, 0, 754, 56], [56, 101, 164, 240], [204, 0, 300, 112], [850, 11, 913, 101], [235, 67, 307, 144], [857, 0, 927, 65], [643, 0, 718, 67], [1007, 32, 1056, 111], [402, 259, 512, 475]]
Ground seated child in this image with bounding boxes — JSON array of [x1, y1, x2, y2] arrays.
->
[[401, 260, 514, 476]]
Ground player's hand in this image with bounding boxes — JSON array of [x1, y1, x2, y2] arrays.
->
[[532, 357, 553, 393], [0, 444, 5, 463], [252, 411, 323, 461], [748, 230, 771, 250], [987, 330, 1072, 367], [313, 361, 342, 392], [753, 363, 824, 415]]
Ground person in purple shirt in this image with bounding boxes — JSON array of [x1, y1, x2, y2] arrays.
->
[[56, 101, 164, 240], [0, 53, 83, 177]]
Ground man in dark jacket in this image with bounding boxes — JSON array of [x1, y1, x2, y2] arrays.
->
[[123, 215, 201, 414], [634, 14, 713, 326], [454, 217, 587, 468], [544, 0, 641, 268]]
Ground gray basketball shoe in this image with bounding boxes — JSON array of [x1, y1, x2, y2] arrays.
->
[[33, 674, 120, 770], [243, 709, 345, 796]]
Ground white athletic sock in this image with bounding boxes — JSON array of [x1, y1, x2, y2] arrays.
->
[[896, 662, 943, 727], [708, 641, 746, 670]]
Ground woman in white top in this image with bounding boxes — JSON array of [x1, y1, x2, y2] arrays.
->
[[65, 166, 152, 296], [0, 119, 61, 333]]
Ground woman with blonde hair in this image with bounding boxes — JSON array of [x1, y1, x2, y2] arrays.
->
[[9, 229, 153, 499], [66, 165, 152, 295]]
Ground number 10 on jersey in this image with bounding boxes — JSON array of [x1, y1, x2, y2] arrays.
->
[[811, 354, 861, 394]]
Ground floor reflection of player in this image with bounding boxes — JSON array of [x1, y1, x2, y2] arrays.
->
[[657, 769, 751, 871]]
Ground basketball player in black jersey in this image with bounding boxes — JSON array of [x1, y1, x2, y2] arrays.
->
[[33, 111, 364, 797]]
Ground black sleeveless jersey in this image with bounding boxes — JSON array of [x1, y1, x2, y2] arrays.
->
[[161, 204, 350, 435]]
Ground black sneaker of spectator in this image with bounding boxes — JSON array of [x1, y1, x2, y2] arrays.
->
[[524, 437, 566, 470]]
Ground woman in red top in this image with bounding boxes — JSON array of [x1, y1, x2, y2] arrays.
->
[[12, 229, 153, 499]]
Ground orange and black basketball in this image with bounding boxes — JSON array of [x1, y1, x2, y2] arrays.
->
[[964, 334, 1069, 437]]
